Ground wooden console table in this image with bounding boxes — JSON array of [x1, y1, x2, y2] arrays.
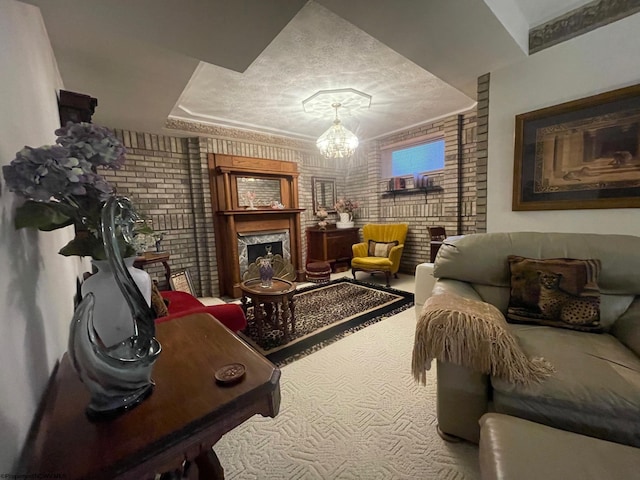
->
[[134, 251, 171, 285], [19, 313, 281, 479], [306, 226, 360, 272]]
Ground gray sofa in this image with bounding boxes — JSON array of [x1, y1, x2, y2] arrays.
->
[[426, 232, 640, 446]]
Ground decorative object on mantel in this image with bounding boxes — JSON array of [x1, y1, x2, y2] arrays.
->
[[302, 88, 371, 159], [315, 207, 329, 230], [244, 190, 257, 210], [270, 200, 285, 209], [334, 198, 359, 228]]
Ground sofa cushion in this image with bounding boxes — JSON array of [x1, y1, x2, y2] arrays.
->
[[492, 324, 640, 447], [367, 239, 398, 257], [479, 413, 640, 480], [507, 256, 602, 332]]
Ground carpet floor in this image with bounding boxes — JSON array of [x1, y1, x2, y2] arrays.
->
[[215, 306, 481, 479], [240, 278, 414, 366]]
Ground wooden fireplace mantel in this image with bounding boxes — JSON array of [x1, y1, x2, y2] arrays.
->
[[217, 208, 305, 216], [208, 154, 305, 298]]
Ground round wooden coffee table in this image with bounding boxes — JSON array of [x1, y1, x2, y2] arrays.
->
[[240, 278, 296, 344]]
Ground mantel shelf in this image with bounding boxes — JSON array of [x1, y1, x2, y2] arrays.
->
[[381, 186, 443, 203], [217, 208, 305, 216]]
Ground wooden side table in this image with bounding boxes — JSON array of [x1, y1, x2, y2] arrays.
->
[[134, 251, 171, 285], [306, 226, 360, 272], [19, 313, 281, 480], [240, 278, 296, 344]]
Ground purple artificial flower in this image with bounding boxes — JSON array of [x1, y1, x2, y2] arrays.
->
[[55, 122, 126, 169], [3, 145, 76, 201]]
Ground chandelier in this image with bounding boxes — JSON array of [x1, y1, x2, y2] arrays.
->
[[316, 103, 359, 159]]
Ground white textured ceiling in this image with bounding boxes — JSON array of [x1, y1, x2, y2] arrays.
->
[[171, 2, 475, 140], [21, 0, 585, 139]]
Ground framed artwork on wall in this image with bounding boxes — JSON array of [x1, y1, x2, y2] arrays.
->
[[513, 83, 640, 211]]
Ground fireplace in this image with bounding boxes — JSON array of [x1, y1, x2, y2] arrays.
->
[[209, 153, 304, 298], [238, 230, 290, 277]]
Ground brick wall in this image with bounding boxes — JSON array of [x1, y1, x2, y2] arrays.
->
[[476, 74, 490, 233], [347, 109, 478, 274], [106, 110, 476, 295], [102, 131, 197, 291], [106, 123, 348, 296]]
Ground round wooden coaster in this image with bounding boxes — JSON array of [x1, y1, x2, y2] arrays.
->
[[215, 363, 246, 384]]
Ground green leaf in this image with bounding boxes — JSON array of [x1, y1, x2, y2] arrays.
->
[[59, 234, 105, 259], [14, 201, 74, 231]]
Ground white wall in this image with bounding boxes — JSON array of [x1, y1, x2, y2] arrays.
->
[[487, 13, 640, 235], [0, 0, 84, 472]]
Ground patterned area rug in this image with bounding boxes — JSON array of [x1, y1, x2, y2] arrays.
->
[[215, 307, 480, 479], [240, 278, 414, 366]]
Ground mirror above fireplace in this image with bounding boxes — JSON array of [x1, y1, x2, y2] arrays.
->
[[236, 177, 282, 208]]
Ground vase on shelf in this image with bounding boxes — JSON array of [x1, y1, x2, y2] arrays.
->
[[246, 199, 257, 210], [336, 212, 354, 229], [318, 220, 328, 230]]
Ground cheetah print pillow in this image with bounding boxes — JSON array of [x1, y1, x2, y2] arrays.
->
[[507, 256, 602, 332]]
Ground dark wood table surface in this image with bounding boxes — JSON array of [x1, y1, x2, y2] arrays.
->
[[19, 313, 281, 479]]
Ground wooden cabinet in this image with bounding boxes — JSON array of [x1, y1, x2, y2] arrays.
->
[[306, 226, 360, 272]]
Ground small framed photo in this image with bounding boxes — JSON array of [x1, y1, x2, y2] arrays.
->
[[169, 268, 195, 296]]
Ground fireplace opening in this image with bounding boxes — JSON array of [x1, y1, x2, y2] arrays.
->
[[237, 229, 291, 277], [247, 242, 283, 265]]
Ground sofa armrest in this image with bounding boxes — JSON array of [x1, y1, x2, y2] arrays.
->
[[428, 279, 490, 443], [156, 303, 247, 332], [414, 263, 435, 318], [415, 268, 483, 317], [437, 361, 489, 443], [388, 244, 404, 272], [352, 242, 368, 257], [431, 278, 484, 301], [611, 296, 640, 357], [160, 290, 204, 312]]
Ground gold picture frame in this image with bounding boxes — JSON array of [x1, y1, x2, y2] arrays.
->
[[169, 268, 195, 296], [513, 83, 640, 211]]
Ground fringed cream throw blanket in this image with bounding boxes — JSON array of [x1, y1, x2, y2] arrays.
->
[[412, 293, 554, 386]]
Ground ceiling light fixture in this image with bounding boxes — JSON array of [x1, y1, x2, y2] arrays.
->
[[316, 103, 359, 159]]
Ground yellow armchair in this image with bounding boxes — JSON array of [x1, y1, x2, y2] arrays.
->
[[351, 223, 409, 286]]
